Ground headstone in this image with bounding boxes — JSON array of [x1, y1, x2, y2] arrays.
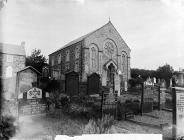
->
[[153, 77, 156, 84], [173, 87, 184, 139], [114, 75, 120, 96], [124, 81, 127, 92], [160, 88, 166, 109], [18, 87, 48, 116]]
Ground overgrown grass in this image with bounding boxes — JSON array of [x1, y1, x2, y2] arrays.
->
[[82, 114, 115, 134]]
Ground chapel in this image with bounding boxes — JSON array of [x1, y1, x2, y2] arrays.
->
[[49, 21, 131, 96]]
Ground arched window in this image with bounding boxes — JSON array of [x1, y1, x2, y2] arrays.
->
[[6, 66, 13, 78], [66, 50, 70, 62], [58, 54, 61, 64], [122, 53, 127, 73], [103, 39, 117, 62], [75, 46, 80, 59], [104, 42, 114, 58], [89, 44, 98, 72]]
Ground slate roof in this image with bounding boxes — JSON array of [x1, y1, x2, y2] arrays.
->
[[0, 42, 26, 56], [49, 21, 111, 55]]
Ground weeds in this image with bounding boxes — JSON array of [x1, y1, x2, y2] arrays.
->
[[82, 114, 115, 134]]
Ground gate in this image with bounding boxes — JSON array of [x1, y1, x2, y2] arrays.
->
[[87, 73, 100, 95], [65, 71, 79, 97], [153, 84, 161, 110], [101, 90, 118, 119]]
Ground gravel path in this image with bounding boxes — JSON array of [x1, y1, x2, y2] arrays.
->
[[113, 110, 173, 140]]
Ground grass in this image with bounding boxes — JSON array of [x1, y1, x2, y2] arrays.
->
[[36, 109, 87, 136]]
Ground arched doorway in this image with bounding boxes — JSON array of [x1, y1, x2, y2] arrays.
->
[[107, 63, 115, 91]]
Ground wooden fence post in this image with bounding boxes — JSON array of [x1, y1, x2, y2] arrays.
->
[[158, 85, 161, 110], [172, 78, 176, 140], [101, 90, 104, 119], [140, 83, 144, 116]]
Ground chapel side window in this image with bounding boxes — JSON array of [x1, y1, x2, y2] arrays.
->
[[75, 46, 80, 59], [58, 54, 61, 64], [91, 47, 98, 72], [74, 61, 79, 72], [65, 63, 70, 71], [51, 56, 54, 66], [66, 50, 70, 62]]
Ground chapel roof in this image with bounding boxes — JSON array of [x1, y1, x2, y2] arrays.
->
[[49, 21, 112, 55]]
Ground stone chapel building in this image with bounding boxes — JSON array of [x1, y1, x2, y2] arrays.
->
[[49, 21, 131, 96]]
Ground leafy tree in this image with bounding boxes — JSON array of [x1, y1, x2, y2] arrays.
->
[[156, 64, 174, 87], [26, 49, 47, 73], [0, 0, 7, 9], [131, 68, 156, 80]]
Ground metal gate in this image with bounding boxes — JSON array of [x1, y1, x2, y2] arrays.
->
[[101, 91, 118, 118], [65, 71, 79, 97], [153, 84, 161, 110], [87, 73, 100, 95]]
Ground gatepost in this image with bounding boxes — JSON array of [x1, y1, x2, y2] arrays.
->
[[172, 82, 184, 139]]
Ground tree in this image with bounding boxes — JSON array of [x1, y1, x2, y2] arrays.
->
[[131, 68, 156, 80], [156, 64, 174, 87], [26, 49, 47, 73], [0, 0, 7, 9]]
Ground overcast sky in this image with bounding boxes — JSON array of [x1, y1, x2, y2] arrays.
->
[[0, 0, 184, 70]]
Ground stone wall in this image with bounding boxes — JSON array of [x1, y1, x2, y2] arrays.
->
[[49, 41, 83, 80], [0, 53, 25, 117]]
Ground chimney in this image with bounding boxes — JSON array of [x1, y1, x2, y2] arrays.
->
[[21, 41, 25, 47]]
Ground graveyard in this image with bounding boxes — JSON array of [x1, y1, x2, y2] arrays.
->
[[10, 75, 175, 140], [0, 47, 181, 140]]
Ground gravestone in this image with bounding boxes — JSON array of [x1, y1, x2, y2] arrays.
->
[[18, 87, 48, 116], [160, 88, 166, 109], [172, 87, 184, 140]]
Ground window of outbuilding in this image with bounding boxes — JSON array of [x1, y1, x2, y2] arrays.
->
[[6, 55, 13, 63], [6, 66, 13, 78]]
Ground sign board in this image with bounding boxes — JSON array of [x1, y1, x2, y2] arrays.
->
[[27, 87, 42, 99], [176, 89, 184, 138]]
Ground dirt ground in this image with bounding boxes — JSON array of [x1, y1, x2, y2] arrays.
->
[[11, 109, 172, 140]]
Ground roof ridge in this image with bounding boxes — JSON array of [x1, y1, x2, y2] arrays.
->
[[50, 21, 112, 55]]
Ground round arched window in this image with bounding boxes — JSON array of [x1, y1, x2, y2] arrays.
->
[[104, 42, 114, 58]]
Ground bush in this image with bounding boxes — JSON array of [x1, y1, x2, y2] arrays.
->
[[0, 116, 17, 140], [82, 114, 115, 134]]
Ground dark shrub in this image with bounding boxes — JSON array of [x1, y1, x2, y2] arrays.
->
[[0, 116, 17, 140]]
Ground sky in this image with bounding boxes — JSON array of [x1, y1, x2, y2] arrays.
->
[[0, 0, 184, 70]]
